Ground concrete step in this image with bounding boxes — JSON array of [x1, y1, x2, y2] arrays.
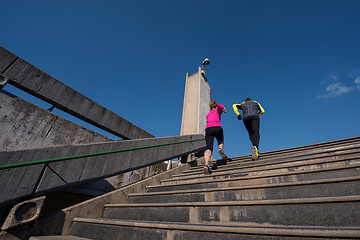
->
[[239, 136, 360, 161], [146, 162, 360, 193], [200, 137, 360, 170], [70, 218, 360, 239], [169, 150, 360, 184], [29, 236, 92, 240], [27, 137, 360, 239], [179, 146, 360, 178], [128, 176, 360, 203], [103, 196, 360, 227]]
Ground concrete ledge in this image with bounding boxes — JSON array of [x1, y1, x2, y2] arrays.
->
[[0, 134, 205, 207]]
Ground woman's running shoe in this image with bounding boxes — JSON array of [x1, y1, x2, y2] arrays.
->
[[218, 148, 228, 160]]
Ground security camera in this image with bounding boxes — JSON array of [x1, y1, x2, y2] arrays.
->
[[202, 58, 210, 66]]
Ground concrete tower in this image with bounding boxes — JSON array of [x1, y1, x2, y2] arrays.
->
[[180, 66, 211, 136]]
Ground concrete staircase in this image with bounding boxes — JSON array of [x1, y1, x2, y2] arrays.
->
[[31, 137, 360, 239]]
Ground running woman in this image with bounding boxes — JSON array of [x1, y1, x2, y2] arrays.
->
[[204, 100, 228, 174]]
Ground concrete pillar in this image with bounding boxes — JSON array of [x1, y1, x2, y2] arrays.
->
[[179, 67, 210, 164], [180, 67, 211, 136]]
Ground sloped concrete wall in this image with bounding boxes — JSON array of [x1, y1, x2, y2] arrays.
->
[[0, 89, 112, 151], [0, 45, 159, 196], [0, 46, 154, 140], [0, 135, 205, 207], [0, 89, 172, 200]]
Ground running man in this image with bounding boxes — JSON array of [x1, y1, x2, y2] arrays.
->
[[233, 98, 265, 160]]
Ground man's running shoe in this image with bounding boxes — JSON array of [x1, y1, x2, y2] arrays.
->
[[251, 146, 260, 161], [218, 148, 228, 160], [203, 165, 212, 175]]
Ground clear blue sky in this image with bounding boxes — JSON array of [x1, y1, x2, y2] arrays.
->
[[2, 0, 360, 159]]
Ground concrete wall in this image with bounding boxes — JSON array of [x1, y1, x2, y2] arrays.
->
[[0, 46, 162, 206], [180, 71, 199, 135], [180, 67, 211, 136], [199, 72, 211, 134], [0, 88, 173, 193], [0, 134, 205, 207], [0, 46, 154, 140], [0, 89, 162, 199], [0, 89, 112, 151]]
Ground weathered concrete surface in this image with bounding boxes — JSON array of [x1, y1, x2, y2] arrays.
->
[[9, 137, 360, 240], [0, 89, 112, 151], [180, 67, 211, 136], [0, 88, 163, 203], [101, 197, 360, 226], [0, 88, 168, 197], [1, 196, 46, 231], [29, 237, 90, 240], [0, 159, 198, 240], [0, 134, 205, 207], [0, 46, 153, 140]]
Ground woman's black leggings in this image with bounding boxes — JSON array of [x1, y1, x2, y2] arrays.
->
[[205, 126, 224, 151], [243, 116, 260, 148]]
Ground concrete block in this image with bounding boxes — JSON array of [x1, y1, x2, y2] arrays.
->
[[1, 196, 46, 230]]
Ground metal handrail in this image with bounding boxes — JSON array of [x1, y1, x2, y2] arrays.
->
[[0, 138, 205, 170]]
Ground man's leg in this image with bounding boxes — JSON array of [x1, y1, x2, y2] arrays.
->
[[243, 118, 253, 145], [250, 118, 260, 149], [244, 117, 260, 160]]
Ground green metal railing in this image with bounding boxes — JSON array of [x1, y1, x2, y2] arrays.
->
[[0, 138, 205, 170]]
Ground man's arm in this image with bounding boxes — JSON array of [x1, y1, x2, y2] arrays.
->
[[232, 104, 241, 116], [254, 101, 265, 116]]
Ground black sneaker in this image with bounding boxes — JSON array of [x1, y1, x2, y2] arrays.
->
[[218, 148, 228, 160], [203, 165, 212, 175]]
